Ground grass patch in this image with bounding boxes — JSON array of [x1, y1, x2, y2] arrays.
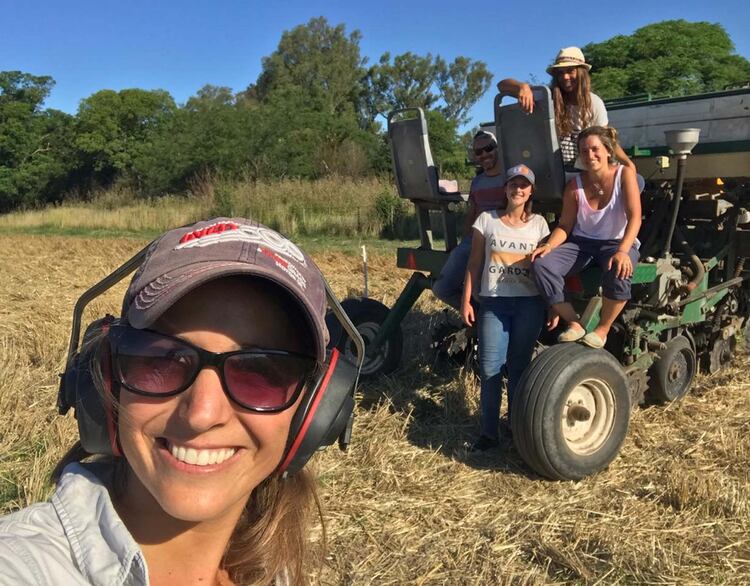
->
[[5, 231, 747, 582], [0, 176, 468, 244]]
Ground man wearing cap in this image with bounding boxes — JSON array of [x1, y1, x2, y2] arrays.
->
[[432, 130, 506, 309], [498, 47, 634, 171]]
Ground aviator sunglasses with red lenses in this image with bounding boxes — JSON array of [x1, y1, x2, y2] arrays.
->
[[107, 324, 318, 412]]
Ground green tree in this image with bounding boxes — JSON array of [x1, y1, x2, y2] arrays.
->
[[0, 71, 75, 211], [584, 20, 750, 99], [250, 17, 366, 116], [424, 110, 467, 176], [75, 88, 177, 185], [0, 71, 54, 112], [130, 83, 269, 195], [435, 57, 492, 125], [363, 52, 492, 126], [364, 52, 440, 119]]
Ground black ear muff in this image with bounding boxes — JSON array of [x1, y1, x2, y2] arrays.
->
[[278, 348, 359, 477], [58, 317, 120, 456]]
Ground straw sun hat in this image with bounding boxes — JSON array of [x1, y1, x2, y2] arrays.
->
[[546, 47, 592, 74]]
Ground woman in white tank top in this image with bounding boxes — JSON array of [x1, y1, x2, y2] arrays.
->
[[530, 126, 642, 349]]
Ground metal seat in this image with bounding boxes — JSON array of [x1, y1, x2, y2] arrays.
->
[[387, 108, 466, 204], [387, 108, 466, 253], [493, 86, 566, 210]]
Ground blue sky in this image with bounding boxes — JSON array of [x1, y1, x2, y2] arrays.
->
[[3, 0, 748, 128]]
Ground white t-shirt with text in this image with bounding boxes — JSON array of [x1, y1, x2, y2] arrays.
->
[[472, 211, 550, 297]]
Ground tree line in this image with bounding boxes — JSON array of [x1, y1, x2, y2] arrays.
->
[[1, 18, 748, 213]]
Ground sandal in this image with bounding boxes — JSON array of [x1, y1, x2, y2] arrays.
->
[[558, 327, 585, 343], [581, 331, 607, 349]]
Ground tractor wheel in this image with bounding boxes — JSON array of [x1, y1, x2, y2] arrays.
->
[[510, 344, 631, 481], [338, 298, 402, 378], [743, 318, 750, 353], [707, 336, 735, 374], [648, 335, 696, 403]]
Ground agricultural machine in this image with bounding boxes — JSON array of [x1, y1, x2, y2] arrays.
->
[[336, 85, 750, 480]]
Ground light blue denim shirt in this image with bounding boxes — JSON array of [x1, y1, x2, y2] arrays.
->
[[0, 462, 148, 585]]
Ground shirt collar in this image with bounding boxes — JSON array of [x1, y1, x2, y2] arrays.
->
[[52, 462, 148, 586]]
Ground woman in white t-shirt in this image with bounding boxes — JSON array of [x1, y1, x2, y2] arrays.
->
[[461, 165, 551, 451]]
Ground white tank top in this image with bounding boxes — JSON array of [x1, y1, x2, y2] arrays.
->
[[572, 165, 627, 240]]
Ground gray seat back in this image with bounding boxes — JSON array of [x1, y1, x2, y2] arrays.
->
[[494, 86, 565, 201], [388, 108, 441, 201]]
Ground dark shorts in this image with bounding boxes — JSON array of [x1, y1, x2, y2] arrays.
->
[[531, 235, 640, 305]]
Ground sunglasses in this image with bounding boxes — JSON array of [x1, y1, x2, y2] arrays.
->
[[107, 325, 317, 412], [473, 144, 496, 156]]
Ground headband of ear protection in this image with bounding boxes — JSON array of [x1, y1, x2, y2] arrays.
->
[[57, 243, 364, 477]]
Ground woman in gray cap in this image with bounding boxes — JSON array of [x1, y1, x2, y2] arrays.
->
[[0, 218, 361, 585], [498, 46, 634, 171], [461, 165, 551, 452]]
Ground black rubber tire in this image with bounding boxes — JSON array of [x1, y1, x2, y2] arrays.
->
[[338, 298, 402, 378], [510, 344, 631, 481], [648, 335, 696, 404]]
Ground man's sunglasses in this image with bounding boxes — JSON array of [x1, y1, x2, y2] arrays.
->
[[107, 325, 318, 412], [473, 144, 496, 156]]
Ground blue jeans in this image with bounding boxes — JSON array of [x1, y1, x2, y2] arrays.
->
[[532, 235, 640, 305], [432, 236, 472, 309], [478, 295, 546, 438]]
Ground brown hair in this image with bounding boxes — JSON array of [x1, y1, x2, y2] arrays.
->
[[53, 278, 324, 585], [550, 66, 592, 137], [524, 191, 534, 221], [577, 125, 620, 165]]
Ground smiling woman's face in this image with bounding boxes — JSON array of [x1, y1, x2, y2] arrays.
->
[[555, 66, 579, 94], [579, 134, 611, 172], [505, 176, 533, 206], [116, 277, 313, 526]]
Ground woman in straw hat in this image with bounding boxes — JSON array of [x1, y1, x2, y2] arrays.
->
[[498, 46, 634, 171], [0, 217, 361, 585]]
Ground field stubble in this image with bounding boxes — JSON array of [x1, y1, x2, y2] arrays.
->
[[1, 234, 748, 585]]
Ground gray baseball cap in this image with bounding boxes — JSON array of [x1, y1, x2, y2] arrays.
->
[[121, 218, 329, 361], [505, 163, 536, 186]]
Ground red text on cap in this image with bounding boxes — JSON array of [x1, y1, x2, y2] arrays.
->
[[179, 222, 240, 244]]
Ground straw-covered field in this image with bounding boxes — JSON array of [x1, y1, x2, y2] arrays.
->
[[1, 233, 748, 584]]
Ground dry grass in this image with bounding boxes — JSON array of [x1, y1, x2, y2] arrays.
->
[[1, 234, 748, 584], [0, 176, 399, 238]]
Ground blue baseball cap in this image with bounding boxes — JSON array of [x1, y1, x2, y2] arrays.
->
[[505, 164, 536, 186]]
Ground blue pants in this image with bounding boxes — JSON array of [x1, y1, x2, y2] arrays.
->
[[432, 236, 471, 309], [531, 235, 640, 306], [478, 295, 546, 439]]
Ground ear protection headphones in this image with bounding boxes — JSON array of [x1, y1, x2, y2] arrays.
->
[[57, 244, 364, 477]]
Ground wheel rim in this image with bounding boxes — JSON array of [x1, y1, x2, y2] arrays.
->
[[344, 321, 389, 376], [561, 378, 616, 456], [666, 350, 690, 393]]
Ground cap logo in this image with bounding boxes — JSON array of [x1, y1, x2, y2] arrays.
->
[[259, 247, 308, 290], [175, 222, 307, 266], [179, 221, 240, 244]]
